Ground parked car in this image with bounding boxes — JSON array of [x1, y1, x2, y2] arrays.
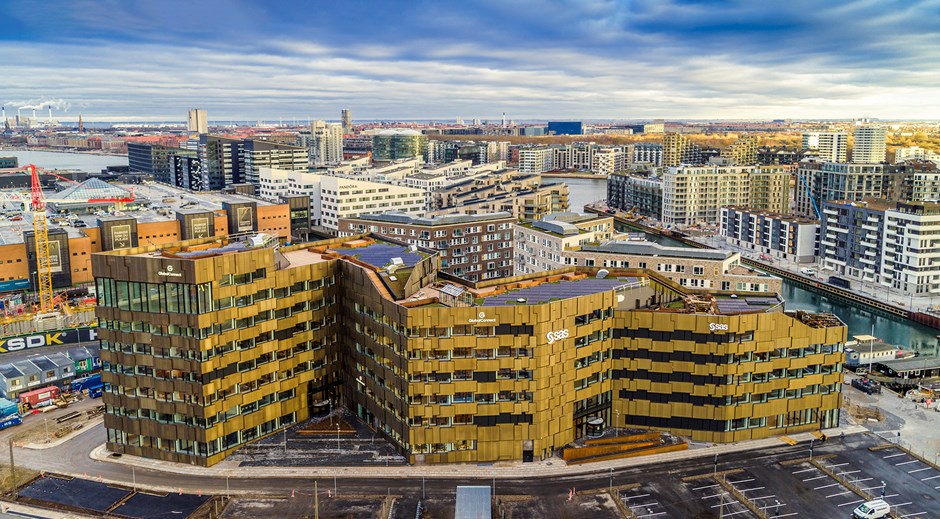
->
[[852, 499, 890, 519]]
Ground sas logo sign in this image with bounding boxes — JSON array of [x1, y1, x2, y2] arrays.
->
[[546, 329, 570, 344], [709, 322, 729, 332], [468, 312, 497, 324]]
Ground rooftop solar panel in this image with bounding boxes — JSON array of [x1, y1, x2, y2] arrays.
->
[[482, 277, 641, 306], [334, 243, 423, 269]]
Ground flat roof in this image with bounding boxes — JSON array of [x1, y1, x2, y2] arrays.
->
[[583, 241, 735, 260], [349, 211, 513, 227], [0, 181, 281, 246], [481, 276, 644, 306], [331, 240, 426, 269], [714, 295, 783, 314], [877, 356, 940, 372]]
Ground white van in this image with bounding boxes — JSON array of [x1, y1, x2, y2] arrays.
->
[[852, 499, 890, 519], [800, 268, 816, 275]]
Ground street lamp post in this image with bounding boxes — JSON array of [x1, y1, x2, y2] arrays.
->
[[809, 438, 815, 461], [336, 423, 340, 451]]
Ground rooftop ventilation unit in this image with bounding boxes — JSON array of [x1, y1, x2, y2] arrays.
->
[[390, 257, 404, 265], [596, 269, 609, 279]]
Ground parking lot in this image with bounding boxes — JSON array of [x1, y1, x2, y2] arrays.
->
[[815, 445, 940, 518]]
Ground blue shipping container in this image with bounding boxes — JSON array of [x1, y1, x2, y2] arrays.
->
[[0, 414, 21, 431]]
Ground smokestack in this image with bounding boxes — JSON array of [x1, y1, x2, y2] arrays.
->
[[48, 106, 53, 125], [78, 113, 84, 133], [32, 109, 36, 121]]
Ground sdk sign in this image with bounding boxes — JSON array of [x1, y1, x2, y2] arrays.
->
[[0, 328, 97, 354]]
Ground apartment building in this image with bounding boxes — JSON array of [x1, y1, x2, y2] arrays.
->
[[513, 213, 614, 274], [819, 199, 888, 284], [661, 165, 790, 226], [883, 161, 940, 203], [94, 233, 844, 466], [801, 131, 847, 163], [719, 135, 758, 165], [882, 201, 940, 295], [626, 143, 663, 166], [852, 126, 887, 164], [514, 213, 779, 292], [794, 161, 884, 219], [607, 173, 663, 218], [518, 147, 555, 174], [592, 147, 626, 176], [339, 212, 515, 281], [721, 207, 819, 263], [429, 182, 569, 221], [309, 120, 344, 165], [662, 133, 701, 167], [259, 169, 425, 230]]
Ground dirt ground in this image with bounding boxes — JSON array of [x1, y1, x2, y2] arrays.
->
[[221, 495, 389, 519], [390, 492, 622, 519], [4, 396, 103, 447]]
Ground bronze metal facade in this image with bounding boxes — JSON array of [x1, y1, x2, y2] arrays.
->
[[93, 235, 845, 467]]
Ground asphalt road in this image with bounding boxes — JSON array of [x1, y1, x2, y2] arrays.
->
[[9, 425, 924, 518]]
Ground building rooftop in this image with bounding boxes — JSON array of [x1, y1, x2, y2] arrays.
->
[[330, 240, 426, 269], [877, 356, 940, 372], [349, 211, 513, 227], [724, 206, 819, 225], [480, 276, 644, 306], [826, 198, 896, 212], [0, 181, 282, 245], [583, 241, 735, 260]]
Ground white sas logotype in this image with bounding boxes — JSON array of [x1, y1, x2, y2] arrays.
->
[[709, 322, 729, 332], [546, 329, 570, 344]]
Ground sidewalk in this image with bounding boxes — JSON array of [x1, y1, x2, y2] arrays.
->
[[85, 425, 869, 484]]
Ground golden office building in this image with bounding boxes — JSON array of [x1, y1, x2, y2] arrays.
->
[[94, 234, 845, 466]]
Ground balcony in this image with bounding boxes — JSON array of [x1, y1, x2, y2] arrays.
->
[[861, 223, 879, 231]]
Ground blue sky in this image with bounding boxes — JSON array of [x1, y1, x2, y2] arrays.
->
[[2, 0, 939, 121]]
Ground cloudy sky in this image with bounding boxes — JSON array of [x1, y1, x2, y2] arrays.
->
[[3, 0, 939, 122]]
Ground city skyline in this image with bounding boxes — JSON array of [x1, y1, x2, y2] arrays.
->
[[2, 0, 940, 121]]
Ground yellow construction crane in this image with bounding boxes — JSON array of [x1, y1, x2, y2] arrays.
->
[[27, 164, 55, 312]]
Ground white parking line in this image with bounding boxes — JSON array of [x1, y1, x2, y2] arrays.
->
[[792, 467, 815, 474], [883, 453, 906, 459], [892, 501, 912, 507], [838, 499, 865, 507], [854, 477, 873, 483], [774, 513, 798, 518], [839, 470, 861, 475], [814, 483, 840, 490], [722, 511, 751, 517], [896, 460, 919, 466], [900, 512, 929, 518], [826, 462, 849, 468], [624, 493, 651, 500], [908, 467, 932, 474], [750, 495, 776, 501], [826, 491, 854, 498], [702, 493, 724, 500], [634, 513, 667, 518], [803, 475, 829, 482], [728, 478, 755, 484], [738, 486, 765, 492], [921, 475, 940, 481]]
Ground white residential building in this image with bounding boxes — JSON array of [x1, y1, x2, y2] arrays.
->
[[852, 126, 887, 164], [661, 165, 791, 226], [881, 202, 940, 295], [592, 147, 626, 176], [801, 131, 848, 163], [310, 120, 344, 165], [518, 147, 554, 174], [895, 146, 940, 164]]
